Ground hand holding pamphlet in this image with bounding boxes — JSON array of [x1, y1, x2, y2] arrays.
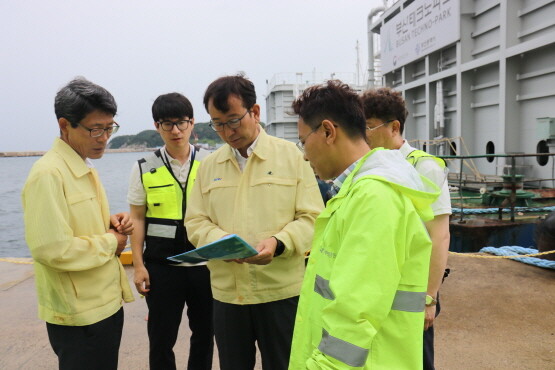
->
[[167, 234, 258, 263]]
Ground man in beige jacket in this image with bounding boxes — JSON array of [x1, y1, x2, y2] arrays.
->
[[185, 74, 323, 370], [22, 77, 134, 370]]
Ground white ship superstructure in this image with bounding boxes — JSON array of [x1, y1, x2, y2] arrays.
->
[[265, 72, 366, 142], [370, 0, 555, 178]]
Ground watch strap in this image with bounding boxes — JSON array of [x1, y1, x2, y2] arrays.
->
[[425, 294, 437, 306], [272, 237, 285, 257]]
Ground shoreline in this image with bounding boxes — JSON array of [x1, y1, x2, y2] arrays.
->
[[0, 148, 157, 158]]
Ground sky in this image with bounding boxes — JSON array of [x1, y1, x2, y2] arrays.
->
[[1, 0, 385, 152]]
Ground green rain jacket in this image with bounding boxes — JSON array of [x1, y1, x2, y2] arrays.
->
[[289, 148, 440, 370]]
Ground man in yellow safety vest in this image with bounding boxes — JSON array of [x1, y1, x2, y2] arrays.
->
[[127, 93, 213, 370]]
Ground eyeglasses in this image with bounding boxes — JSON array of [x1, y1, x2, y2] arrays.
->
[[296, 124, 322, 152], [366, 119, 396, 131], [157, 119, 193, 131], [209, 110, 249, 132], [77, 122, 119, 137]]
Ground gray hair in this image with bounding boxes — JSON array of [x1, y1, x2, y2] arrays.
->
[[54, 77, 117, 127]]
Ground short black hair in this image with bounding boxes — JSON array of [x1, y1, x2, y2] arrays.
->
[[203, 73, 256, 113], [361, 87, 408, 134], [152, 92, 194, 122], [54, 77, 117, 127], [292, 80, 366, 139]]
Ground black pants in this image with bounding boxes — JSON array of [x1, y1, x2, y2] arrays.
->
[[146, 263, 214, 370], [423, 292, 442, 370], [213, 296, 299, 370], [46, 307, 124, 370]]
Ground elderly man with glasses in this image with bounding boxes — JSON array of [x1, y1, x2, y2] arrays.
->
[[127, 92, 214, 370], [185, 74, 323, 370], [22, 77, 134, 370]]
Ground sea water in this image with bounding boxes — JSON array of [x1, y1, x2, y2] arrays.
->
[[0, 151, 152, 257]]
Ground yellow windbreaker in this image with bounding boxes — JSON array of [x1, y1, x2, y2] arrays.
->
[[185, 130, 324, 304], [22, 138, 134, 326]]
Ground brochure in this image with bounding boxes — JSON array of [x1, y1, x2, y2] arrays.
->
[[167, 234, 258, 263]]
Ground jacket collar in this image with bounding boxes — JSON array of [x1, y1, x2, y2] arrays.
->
[[215, 128, 269, 164], [52, 137, 92, 178], [326, 147, 439, 222]]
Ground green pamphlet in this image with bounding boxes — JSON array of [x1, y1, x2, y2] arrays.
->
[[167, 234, 258, 263]]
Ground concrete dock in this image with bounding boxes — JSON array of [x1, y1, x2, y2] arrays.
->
[[1, 254, 553, 369]]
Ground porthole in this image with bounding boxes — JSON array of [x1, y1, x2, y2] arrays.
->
[[537, 140, 549, 166], [450, 142, 457, 156], [486, 141, 495, 163]]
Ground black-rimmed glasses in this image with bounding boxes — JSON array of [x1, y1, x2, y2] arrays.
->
[[77, 122, 119, 137], [209, 110, 249, 132], [157, 119, 193, 132]]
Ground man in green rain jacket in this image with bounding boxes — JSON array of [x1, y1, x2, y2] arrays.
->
[[289, 80, 439, 369]]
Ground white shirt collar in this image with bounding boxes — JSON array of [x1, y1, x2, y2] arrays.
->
[[161, 144, 194, 164], [232, 132, 260, 171], [232, 133, 260, 159]]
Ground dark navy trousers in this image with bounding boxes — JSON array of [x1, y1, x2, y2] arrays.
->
[[145, 263, 214, 370], [47, 307, 124, 370], [423, 293, 442, 370], [213, 296, 299, 370]]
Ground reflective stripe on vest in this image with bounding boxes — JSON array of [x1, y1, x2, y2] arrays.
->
[[318, 329, 369, 367], [313, 276, 425, 312], [146, 224, 177, 238], [406, 149, 446, 169]]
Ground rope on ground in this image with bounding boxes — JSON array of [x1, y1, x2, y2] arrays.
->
[[480, 246, 555, 269], [0, 258, 34, 265], [449, 247, 555, 269], [451, 206, 555, 215]]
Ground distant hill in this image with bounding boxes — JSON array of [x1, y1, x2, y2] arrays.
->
[[108, 121, 266, 149], [108, 122, 223, 149], [108, 130, 163, 149], [192, 122, 224, 146]]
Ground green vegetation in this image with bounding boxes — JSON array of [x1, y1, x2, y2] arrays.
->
[[192, 122, 224, 145], [108, 130, 164, 149], [108, 122, 224, 149], [108, 121, 267, 149]]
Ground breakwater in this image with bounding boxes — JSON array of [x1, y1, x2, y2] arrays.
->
[[0, 148, 157, 158]]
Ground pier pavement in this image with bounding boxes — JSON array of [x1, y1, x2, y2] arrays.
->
[[1, 254, 553, 369]]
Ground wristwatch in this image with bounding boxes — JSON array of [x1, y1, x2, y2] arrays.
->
[[425, 294, 437, 306]]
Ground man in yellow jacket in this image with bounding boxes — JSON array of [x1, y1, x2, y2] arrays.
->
[[185, 74, 324, 370], [289, 80, 439, 369], [22, 77, 134, 370]]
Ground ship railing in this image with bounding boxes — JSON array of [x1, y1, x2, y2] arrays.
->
[[438, 153, 555, 223]]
